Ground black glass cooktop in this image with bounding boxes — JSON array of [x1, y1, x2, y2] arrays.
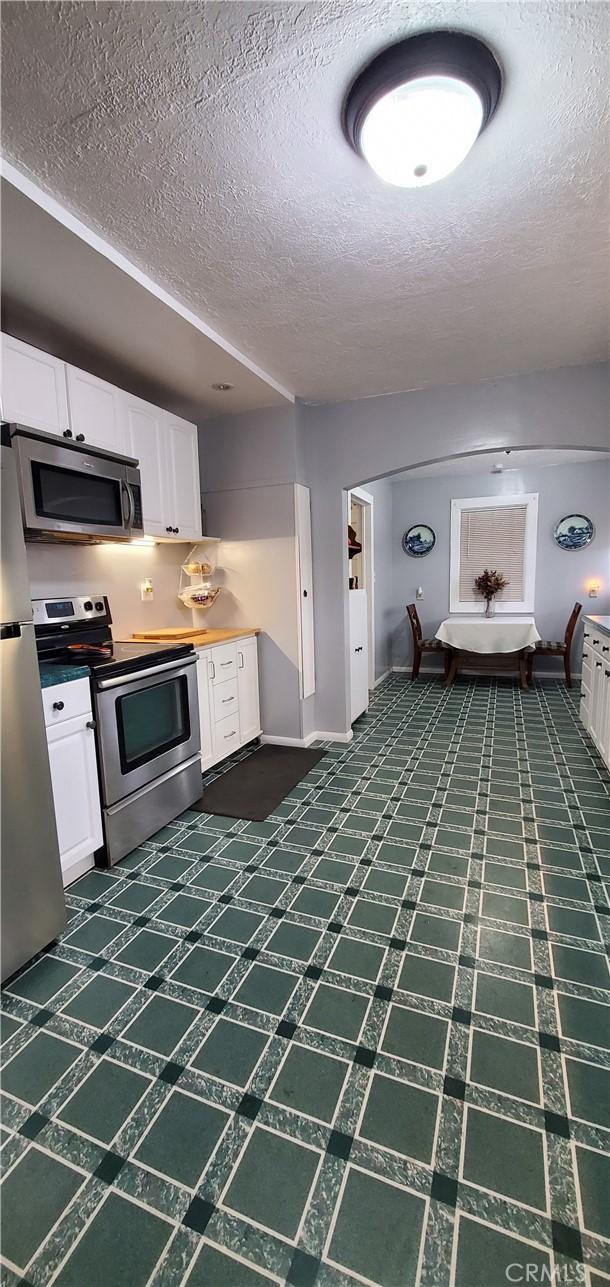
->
[[38, 639, 194, 681]]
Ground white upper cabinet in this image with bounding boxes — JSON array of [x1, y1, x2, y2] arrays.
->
[[65, 365, 127, 453], [164, 415, 202, 541], [1, 332, 202, 542], [124, 394, 167, 536], [1, 333, 69, 435]]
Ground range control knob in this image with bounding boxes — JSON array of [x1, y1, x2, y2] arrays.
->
[[83, 600, 93, 612], [94, 601, 104, 612]]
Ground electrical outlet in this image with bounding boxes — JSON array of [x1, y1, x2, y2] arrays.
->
[[140, 578, 154, 602]]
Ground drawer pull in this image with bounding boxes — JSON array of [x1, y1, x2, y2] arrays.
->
[[222, 696, 235, 704], [224, 730, 237, 739], [238, 651, 244, 668], [52, 700, 65, 711], [209, 661, 216, 679], [221, 660, 233, 667]]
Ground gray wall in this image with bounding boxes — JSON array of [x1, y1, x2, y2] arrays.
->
[[299, 363, 610, 735], [199, 407, 302, 741], [390, 461, 610, 670]]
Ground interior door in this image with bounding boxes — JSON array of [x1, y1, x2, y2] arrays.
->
[[295, 483, 315, 699], [349, 588, 369, 723]]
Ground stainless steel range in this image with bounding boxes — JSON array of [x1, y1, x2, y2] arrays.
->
[[34, 595, 202, 866]]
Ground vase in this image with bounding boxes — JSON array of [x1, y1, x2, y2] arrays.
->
[[484, 598, 495, 617]]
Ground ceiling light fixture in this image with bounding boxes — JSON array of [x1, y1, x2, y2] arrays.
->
[[343, 30, 502, 188], [211, 382, 233, 392]]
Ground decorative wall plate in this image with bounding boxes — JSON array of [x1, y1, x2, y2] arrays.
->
[[402, 524, 436, 557], [553, 514, 595, 551]]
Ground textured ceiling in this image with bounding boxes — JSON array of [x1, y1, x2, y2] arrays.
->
[[1, 1, 609, 404]]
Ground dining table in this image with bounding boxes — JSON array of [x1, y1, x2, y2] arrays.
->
[[435, 615, 541, 689]]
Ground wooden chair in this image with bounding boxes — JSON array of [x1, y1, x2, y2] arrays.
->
[[406, 604, 450, 680], [527, 602, 582, 688]]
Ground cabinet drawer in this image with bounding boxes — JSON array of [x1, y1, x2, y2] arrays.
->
[[213, 677, 239, 724], [213, 713, 241, 760], [209, 643, 237, 685], [42, 678, 92, 727]]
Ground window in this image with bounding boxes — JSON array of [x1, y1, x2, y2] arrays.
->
[[450, 492, 538, 613]]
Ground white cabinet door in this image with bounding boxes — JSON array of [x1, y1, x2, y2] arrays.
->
[[124, 394, 167, 536], [295, 483, 315, 698], [65, 365, 127, 453], [349, 589, 369, 723], [238, 638, 261, 743], [46, 713, 103, 884], [196, 651, 214, 771], [165, 415, 202, 541], [1, 333, 69, 435]]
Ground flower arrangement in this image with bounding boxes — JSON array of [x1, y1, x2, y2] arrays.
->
[[474, 568, 509, 616]]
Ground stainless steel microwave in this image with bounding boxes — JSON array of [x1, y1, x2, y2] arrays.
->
[[8, 425, 144, 543]]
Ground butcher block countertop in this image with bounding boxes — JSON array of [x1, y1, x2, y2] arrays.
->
[[131, 626, 260, 646]]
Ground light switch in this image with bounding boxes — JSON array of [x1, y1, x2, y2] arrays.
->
[[416, 586, 424, 600], [140, 578, 154, 602]]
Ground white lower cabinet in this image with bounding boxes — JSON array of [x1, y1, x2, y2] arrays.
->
[[197, 637, 261, 771], [43, 679, 103, 886], [237, 639, 261, 744], [580, 619, 610, 770]]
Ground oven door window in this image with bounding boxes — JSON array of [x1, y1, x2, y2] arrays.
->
[[116, 676, 190, 773], [32, 462, 123, 526]]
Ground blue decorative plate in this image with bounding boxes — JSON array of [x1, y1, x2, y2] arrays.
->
[[553, 514, 595, 551], [402, 524, 436, 557]]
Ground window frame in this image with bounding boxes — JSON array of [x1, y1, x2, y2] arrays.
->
[[449, 492, 539, 614]]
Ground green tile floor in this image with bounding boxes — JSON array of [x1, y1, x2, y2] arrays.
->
[[1, 675, 609, 1285]]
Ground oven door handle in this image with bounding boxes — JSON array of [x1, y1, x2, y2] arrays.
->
[[96, 654, 196, 690], [121, 480, 135, 529]]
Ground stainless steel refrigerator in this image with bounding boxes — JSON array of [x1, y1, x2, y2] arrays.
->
[[1, 433, 65, 982]]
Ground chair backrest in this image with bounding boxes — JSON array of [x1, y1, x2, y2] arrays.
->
[[406, 603, 422, 642], [565, 602, 582, 647]]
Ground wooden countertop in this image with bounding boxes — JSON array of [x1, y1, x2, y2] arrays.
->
[[130, 627, 260, 646]]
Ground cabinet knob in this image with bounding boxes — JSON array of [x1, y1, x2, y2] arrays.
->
[[583, 652, 588, 659], [173, 527, 179, 534], [596, 661, 602, 668], [303, 589, 308, 598], [593, 639, 600, 645], [52, 700, 64, 711], [603, 646, 609, 653], [86, 719, 96, 730], [166, 526, 172, 533], [62, 429, 73, 439], [75, 433, 85, 442]]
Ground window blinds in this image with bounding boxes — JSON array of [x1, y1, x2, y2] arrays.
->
[[458, 504, 528, 602]]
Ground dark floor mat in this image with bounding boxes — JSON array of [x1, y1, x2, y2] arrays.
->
[[191, 744, 327, 820]]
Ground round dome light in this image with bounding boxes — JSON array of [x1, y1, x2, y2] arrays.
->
[[343, 31, 502, 189]]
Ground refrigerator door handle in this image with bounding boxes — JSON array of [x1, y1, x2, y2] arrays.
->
[[0, 623, 21, 640]]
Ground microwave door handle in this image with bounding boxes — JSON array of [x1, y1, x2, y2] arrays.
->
[[121, 480, 135, 528]]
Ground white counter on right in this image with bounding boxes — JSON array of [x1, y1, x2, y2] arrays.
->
[[580, 616, 610, 770]]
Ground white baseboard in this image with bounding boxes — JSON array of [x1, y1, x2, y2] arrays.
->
[[261, 729, 355, 747], [391, 665, 580, 681], [314, 729, 354, 744], [260, 734, 311, 748], [373, 669, 391, 688]]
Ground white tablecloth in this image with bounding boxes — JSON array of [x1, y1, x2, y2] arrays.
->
[[436, 616, 541, 654]]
